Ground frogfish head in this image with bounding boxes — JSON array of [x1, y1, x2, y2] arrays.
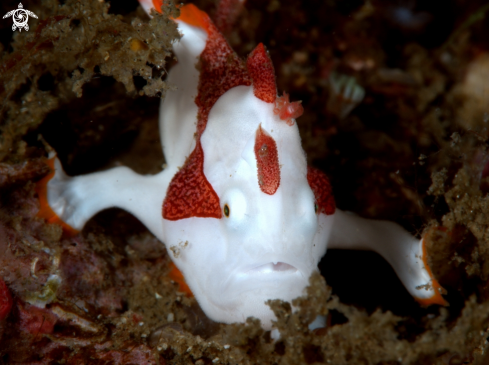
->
[[199, 84, 320, 328]]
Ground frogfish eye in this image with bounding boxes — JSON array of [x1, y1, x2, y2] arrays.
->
[[224, 204, 230, 217]]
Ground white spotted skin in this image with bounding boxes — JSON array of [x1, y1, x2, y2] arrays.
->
[[46, 5, 444, 330]]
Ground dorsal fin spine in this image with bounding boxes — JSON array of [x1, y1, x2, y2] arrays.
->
[[246, 43, 277, 103]]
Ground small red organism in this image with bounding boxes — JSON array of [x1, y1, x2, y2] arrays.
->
[[0, 278, 13, 321], [17, 301, 58, 334], [273, 92, 304, 126], [254, 125, 280, 195], [307, 166, 335, 215], [247, 43, 277, 103], [132, 313, 143, 324]]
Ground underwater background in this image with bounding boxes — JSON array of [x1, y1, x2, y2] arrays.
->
[[1, 0, 489, 363]]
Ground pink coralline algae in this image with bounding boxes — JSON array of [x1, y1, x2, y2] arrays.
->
[[17, 301, 58, 334], [273, 92, 304, 126]]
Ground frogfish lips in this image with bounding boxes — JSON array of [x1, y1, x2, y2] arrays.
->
[[245, 262, 298, 274]]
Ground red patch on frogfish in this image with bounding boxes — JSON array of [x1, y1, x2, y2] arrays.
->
[[163, 5, 251, 220], [274, 92, 304, 126], [254, 125, 280, 195], [307, 166, 335, 215], [194, 15, 251, 135], [163, 142, 222, 220], [247, 43, 277, 103]]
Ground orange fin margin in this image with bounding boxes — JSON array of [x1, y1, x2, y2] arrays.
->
[[151, 2, 210, 31], [415, 237, 448, 307], [151, 0, 163, 13], [169, 262, 193, 297], [176, 4, 210, 30], [35, 158, 79, 238]]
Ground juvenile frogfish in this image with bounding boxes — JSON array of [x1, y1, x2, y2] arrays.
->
[[37, 1, 447, 329]]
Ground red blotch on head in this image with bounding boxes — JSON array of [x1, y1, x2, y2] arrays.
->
[[163, 142, 222, 220], [194, 14, 251, 135], [307, 166, 335, 215], [255, 125, 280, 195], [0, 278, 13, 321], [163, 6, 251, 220], [247, 43, 277, 103], [274, 92, 304, 126]]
